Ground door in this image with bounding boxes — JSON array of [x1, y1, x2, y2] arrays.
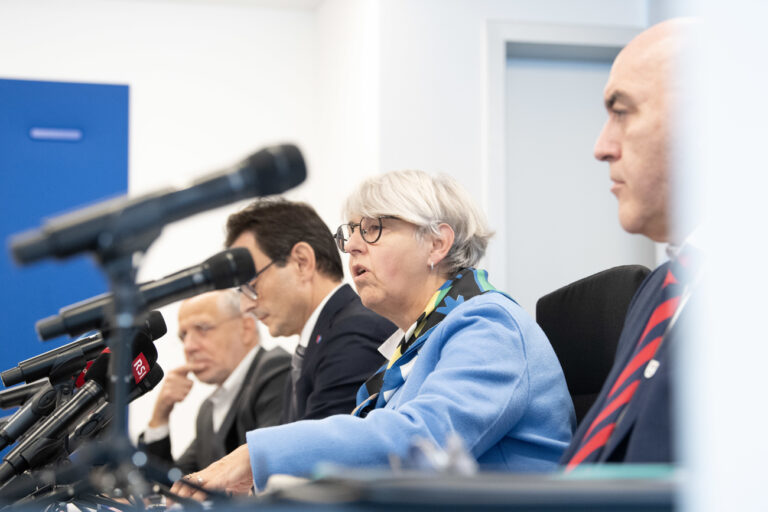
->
[[504, 56, 655, 314]]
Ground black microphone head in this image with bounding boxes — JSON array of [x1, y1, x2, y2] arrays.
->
[[126, 335, 159, 393], [83, 352, 111, 388], [35, 314, 64, 341], [143, 311, 167, 341], [204, 247, 255, 289], [135, 364, 164, 398], [99, 311, 164, 347], [130, 336, 159, 373], [9, 228, 50, 266], [0, 367, 22, 388], [240, 144, 306, 196], [83, 335, 158, 390]]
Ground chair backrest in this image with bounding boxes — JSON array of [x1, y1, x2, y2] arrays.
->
[[535, 264, 651, 426]]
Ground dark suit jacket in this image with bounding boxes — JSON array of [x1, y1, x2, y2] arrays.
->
[[283, 284, 395, 422], [140, 346, 290, 473], [561, 262, 684, 464]]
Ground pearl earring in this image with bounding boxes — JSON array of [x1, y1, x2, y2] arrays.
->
[[429, 261, 434, 271]]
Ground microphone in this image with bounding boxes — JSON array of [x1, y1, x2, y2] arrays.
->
[[0, 338, 159, 484], [0, 321, 163, 453], [0, 385, 59, 451], [2, 310, 166, 385], [0, 380, 48, 410], [0, 367, 165, 502], [66, 364, 164, 453], [35, 248, 253, 341], [10, 144, 306, 265]]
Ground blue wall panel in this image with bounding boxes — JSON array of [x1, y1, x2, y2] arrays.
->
[[0, 78, 128, 374]]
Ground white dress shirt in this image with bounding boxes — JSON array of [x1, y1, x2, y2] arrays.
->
[[142, 346, 260, 443]]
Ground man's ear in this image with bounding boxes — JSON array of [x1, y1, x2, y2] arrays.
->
[[428, 223, 455, 267], [289, 241, 317, 280], [240, 313, 260, 347]]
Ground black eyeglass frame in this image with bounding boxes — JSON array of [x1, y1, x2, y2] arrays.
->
[[333, 215, 398, 253], [238, 260, 278, 300]]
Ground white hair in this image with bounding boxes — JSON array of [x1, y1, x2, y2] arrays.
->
[[217, 289, 243, 317], [217, 289, 260, 346], [343, 170, 493, 274]]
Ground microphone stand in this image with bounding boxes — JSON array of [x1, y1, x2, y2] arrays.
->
[[19, 228, 167, 508], [0, 255, 237, 509], [0, 440, 229, 509], [23, 229, 234, 508], [99, 252, 143, 450], [88, 230, 160, 498]]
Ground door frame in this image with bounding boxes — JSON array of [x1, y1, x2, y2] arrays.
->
[[481, 22, 640, 291]]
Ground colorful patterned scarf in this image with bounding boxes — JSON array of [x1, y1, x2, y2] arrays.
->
[[352, 268, 510, 417]]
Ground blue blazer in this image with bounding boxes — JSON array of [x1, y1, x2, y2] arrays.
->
[[247, 293, 575, 489], [561, 262, 682, 464]]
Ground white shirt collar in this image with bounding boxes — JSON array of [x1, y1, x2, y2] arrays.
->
[[209, 346, 260, 431], [298, 283, 344, 349], [666, 223, 706, 260], [377, 321, 417, 361]]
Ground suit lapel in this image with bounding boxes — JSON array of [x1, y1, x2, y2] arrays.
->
[[563, 264, 668, 463], [301, 285, 355, 372], [217, 347, 264, 441], [601, 333, 673, 458], [195, 398, 216, 466], [599, 263, 674, 460]]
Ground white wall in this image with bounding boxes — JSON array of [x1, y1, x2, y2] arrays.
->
[[0, 0, 315, 456], [678, 3, 768, 511], [0, 0, 653, 460], [376, 0, 649, 297], [309, 0, 381, 277], [377, 0, 647, 198], [504, 57, 654, 314]]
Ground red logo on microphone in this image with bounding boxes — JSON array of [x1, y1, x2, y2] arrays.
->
[[132, 354, 149, 383], [75, 360, 94, 388]]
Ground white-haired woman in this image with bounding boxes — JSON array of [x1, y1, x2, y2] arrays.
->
[[174, 170, 574, 498]]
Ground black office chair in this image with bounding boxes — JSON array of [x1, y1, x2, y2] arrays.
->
[[536, 264, 651, 426]]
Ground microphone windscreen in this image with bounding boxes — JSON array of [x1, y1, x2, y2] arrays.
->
[[241, 144, 306, 196], [137, 365, 164, 396], [83, 335, 158, 388], [131, 336, 158, 370], [143, 311, 167, 341], [205, 247, 255, 288], [83, 352, 110, 387]]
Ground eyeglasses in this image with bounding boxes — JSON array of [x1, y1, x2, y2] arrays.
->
[[178, 315, 241, 342], [238, 260, 277, 300], [334, 216, 397, 253]]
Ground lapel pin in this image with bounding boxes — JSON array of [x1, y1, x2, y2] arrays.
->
[[644, 359, 660, 379]]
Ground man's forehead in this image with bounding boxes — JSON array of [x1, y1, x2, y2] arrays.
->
[[179, 293, 223, 320], [603, 23, 680, 103], [602, 51, 657, 107]]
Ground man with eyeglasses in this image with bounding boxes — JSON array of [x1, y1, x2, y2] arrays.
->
[[226, 198, 395, 424], [138, 290, 290, 473]]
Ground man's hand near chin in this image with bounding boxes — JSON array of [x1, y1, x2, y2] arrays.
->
[[148, 364, 199, 428], [170, 444, 253, 501]]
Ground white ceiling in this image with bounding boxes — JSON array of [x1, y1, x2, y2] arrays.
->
[[142, 0, 323, 10]]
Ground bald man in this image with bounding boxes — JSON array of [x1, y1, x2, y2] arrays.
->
[[139, 290, 290, 473], [561, 19, 699, 468]]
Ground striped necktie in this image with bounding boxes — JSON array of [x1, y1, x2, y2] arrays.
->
[[565, 255, 690, 470], [287, 344, 306, 421]]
